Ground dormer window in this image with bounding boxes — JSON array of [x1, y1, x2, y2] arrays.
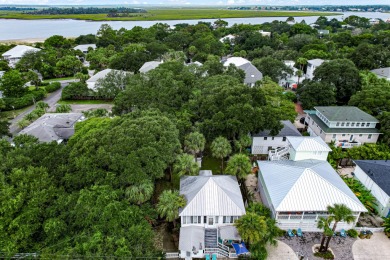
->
[[356, 123, 360, 127], [351, 123, 355, 127], [346, 123, 350, 127], [336, 122, 340, 126], [341, 123, 345, 127], [361, 123, 365, 127], [366, 123, 370, 127]]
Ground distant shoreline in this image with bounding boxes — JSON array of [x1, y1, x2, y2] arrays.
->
[[0, 38, 46, 44], [0, 9, 341, 22]]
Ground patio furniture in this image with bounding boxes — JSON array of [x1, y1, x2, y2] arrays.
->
[[212, 253, 217, 260], [287, 229, 295, 237], [297, 228, 303, 237], [205, 254, 210, 260], [340, 229, 347, 238]]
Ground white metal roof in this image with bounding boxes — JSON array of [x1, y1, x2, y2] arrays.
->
[[73, 44, 96, 52], [179, 226, 204, 252], [180, 174, 246, 216], [139, 61, 162, 73], [287, 136, 331, 152], [307, 58, 325, 67], [257, 160, 367, 212], [219, 34, 236, 43], [223, 57, 250, 67], [2, 45, 40, 59], [86, 69, 114, 83]]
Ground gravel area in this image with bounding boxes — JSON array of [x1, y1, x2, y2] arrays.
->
[[279, 232, 356, 260]]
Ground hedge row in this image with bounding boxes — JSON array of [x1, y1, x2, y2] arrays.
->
[[45, 82, 61, 93], [3, 89, 47, 110]]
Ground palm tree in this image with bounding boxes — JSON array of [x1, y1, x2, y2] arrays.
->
[[296, 57, 308, 71], [211, 136, 232, 173], [234, 212, 267, 247], [156, 190, 186, 228], [225, 154, 251, 181], [317, 216, 333, 252], [173, 153, 200, 178], [125, 180, 154, 205], [324, 204, 355, 250], [295, 69, 303, 87], [234, 135, 251, 153], [184, 131, 206, 158]]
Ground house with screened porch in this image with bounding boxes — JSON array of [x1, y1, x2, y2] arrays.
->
[[178, 170, 247, 259]]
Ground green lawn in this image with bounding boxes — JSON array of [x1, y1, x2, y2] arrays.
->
[[201, 155, 222, 174], [43, 76, 76, 83], [58, 100, 113, 105], [0, 107, 30, 120], [0, 9, 340, 21]]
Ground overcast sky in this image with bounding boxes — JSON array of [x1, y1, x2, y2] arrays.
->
[[0, 0, 389, 6]]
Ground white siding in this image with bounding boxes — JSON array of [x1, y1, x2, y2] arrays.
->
[[252, 136, 287, 154], [354, 165, 390, 217]]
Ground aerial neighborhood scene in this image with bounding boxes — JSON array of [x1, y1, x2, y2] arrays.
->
[[1, 0, 390, 259]]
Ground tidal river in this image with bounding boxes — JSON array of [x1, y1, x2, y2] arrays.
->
[[0, 12, 389, 41]]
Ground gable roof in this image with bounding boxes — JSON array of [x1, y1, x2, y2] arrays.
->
[[370, 67, 390, 79], [139, 61, 162, 73], [307, 58, 325, 67], [223, 57, 250, 67], [87, 69, 114, 83], [253, 120, 301, 137], [287, 136, 331, 152], [315, 106, 379, 122], [2, 45, 40, 59], [18, 113, 84, 142], [238, 62, 263, 84], [258, 159, 367, 212], [180, 174, 245, 216], [354, 160, 390, 196]]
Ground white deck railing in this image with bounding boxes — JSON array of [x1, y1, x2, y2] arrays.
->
[[166, 252, 179, 258]]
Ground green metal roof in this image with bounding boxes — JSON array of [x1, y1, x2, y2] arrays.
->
[[314, 106, 379, 123], [310, 114, 380, 134]]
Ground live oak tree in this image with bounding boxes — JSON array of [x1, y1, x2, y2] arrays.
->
[[0, 70, 27, 98], [313, 59, 361, 105], [297, 81, 336, 109]]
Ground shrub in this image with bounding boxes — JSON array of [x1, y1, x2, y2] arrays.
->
[[314, 251, 334, 259], [36, 101, 49, 110], [347, 229, 358, 238], [17, 119, 30, 129], [55, 104, 72, 113], [3, 89, 46, 110], [292, 229, 297, 235], [45, 82, 61, 93], [61, 82, 90, 100]]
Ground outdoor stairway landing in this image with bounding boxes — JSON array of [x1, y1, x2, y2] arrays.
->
[[205, 228, 218, 248]]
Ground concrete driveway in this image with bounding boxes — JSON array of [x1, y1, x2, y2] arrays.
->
[[352, 233, 390, 260], [267, 240, 298, 260]]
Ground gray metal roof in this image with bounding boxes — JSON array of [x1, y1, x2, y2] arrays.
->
[[219, 225, 241, 240], [354, 160, 390, 196], [87, 69, 114, 83], [308, 112, 380, 134], [315, 106, 379, 123], [257, 160, 367, 212], [179, 226, 205, 252], [253, 120, 301, 137], [287, 136, 332, 152], [238, 62, 263, 84], [370, 67, 390, 78], [18, 113, 84, 142], [139, 61, 162, 73], [180, 173, 246, 216]]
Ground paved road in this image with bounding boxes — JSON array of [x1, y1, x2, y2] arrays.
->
[[8, 79, 76, 135]]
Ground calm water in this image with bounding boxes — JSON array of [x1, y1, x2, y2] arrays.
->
[[0, 12, 389, 41]]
